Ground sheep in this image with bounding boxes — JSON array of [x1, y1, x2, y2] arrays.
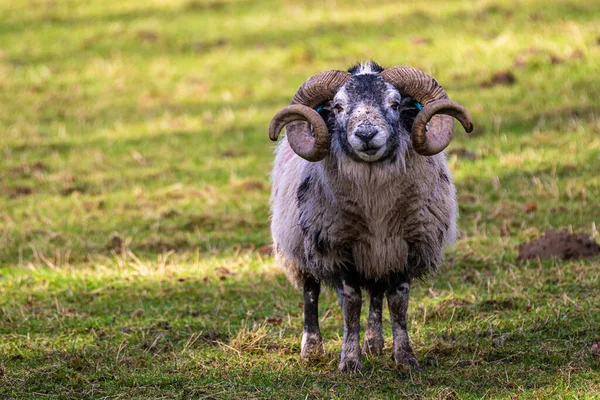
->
[[268, 61, 473, 372]]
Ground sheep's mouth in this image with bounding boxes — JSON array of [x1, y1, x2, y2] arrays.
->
[[362, 146, 381, 156], [355, 145, 386, 162]]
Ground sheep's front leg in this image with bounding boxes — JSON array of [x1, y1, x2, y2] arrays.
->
[[337, 273, 362, 372], [301, 276, 323, 361], [363, 286, 384, 355], [387, 271, 420, 369]]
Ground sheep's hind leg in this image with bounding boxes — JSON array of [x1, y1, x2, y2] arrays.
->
[[387, 271, 420, 370], [363, 285, 384, 355], [337, 270, 363, 372], [301, 276, 323, 361]]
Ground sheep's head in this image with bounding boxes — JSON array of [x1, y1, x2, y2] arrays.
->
[[269, 61, 474, 162], [331, 62, 417, 162]]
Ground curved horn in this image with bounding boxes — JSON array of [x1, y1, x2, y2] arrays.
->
[[269, 70, 350, 161], [381, 66, 473, 156], [412, 100, 474, 156], [269, 105, 330, 162]]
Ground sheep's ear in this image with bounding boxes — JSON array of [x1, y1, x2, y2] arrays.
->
[[315, 101, 335, 130], [315, 101, 332, 118], [399, 95, 419, 132]]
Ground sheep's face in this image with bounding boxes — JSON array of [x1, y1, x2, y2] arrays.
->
[[327, 66, 418, 163]]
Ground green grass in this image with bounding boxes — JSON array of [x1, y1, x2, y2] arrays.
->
[[1, 0, 599, 398]]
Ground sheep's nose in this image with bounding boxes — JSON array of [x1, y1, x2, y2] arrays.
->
[[354, 128, 378, 143]]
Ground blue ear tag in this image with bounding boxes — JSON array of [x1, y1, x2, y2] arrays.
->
[[315, 104, 324, 113], [415, 102, 423, 111]]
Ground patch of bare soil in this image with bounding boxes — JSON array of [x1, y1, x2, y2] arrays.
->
[[517, 230, 600, 260], [409, 36, 432, 45], [235, 180, 266, 191], [137, 30, 159, 43], [220, 149, 246, 158], [186, 0, 227, 11], [107, 235, 126, 252], [11, 161, 48, 176], [9, 186, 33, 198], [481, 71, 516, 88]]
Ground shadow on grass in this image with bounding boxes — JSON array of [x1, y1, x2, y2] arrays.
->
[[2, 255, 599, 397]]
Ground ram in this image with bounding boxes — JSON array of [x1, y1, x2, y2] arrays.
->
[[269, 61, 473, 372]]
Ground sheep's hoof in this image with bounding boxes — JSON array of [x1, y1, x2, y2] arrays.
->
[[338, 357, 363, 373], [392, 350, 421, 371], [300, 332, 323, 361], [363, 333, 384, 355]]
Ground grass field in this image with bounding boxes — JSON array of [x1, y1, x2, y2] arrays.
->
[[1, 0, 600, 398]]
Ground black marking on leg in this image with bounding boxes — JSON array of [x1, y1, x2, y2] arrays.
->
[[364, 283, 384, 355], [303, 276, 320, 334], [301, 275, 323, 361], [387, 270, 419, 369], [337, 266, 363, 372]]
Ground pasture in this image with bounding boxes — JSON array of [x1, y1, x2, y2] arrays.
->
[[1, 0, 599, 398]]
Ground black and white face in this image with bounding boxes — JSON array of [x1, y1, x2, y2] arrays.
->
[[326, 68, 419, 163]]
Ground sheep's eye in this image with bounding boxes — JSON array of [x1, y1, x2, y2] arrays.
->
[[390, 102, 400, 111], [334, 104, 344, 113]]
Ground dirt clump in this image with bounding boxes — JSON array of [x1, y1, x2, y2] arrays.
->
[[10, 186, 33, 198], [517, 230, 600, 260], [409, 36, 432, 45], [138, 31, 159, 43], [481, 71, 516, 88]]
